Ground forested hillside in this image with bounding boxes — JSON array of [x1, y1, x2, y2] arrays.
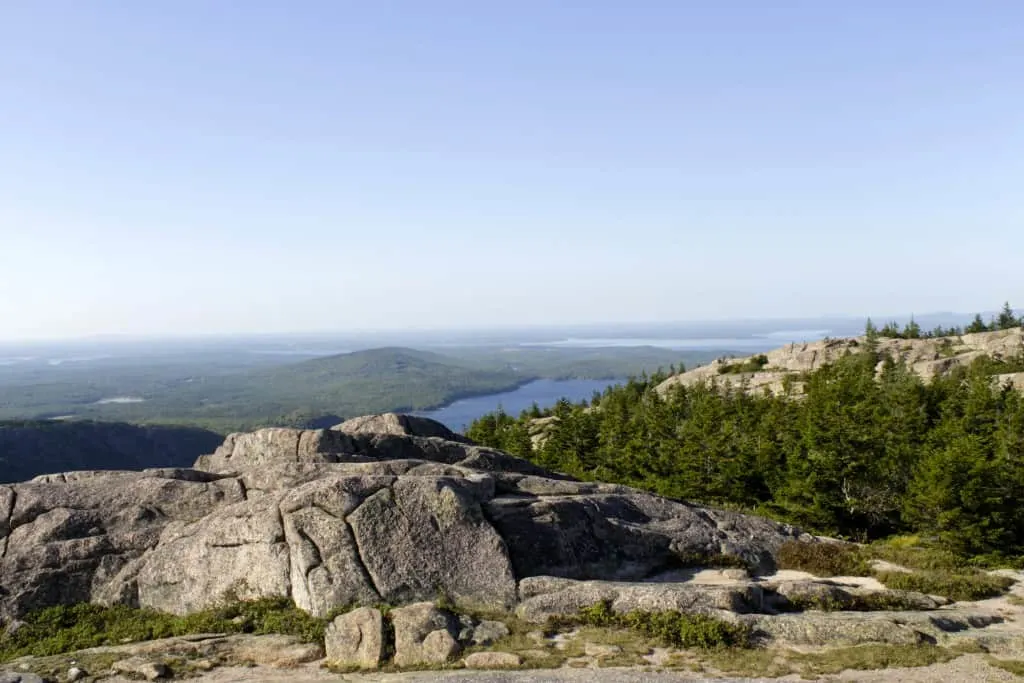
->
[[0, 345, 708, 433], [0, 421, 223, 483], [468, 314, 1024, 560]]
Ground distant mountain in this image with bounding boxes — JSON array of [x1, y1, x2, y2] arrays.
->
[[0, 345, 708, 432], [0, 420, 223, 483]]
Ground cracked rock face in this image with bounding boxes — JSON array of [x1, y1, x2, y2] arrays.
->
[[0, 414, 806, 620]]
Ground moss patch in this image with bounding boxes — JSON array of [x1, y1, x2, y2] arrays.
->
[[705, 644, 959, 678], [790, 644, 959, 675], [987, 656, 1024, 677]]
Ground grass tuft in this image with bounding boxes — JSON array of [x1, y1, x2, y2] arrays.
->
[[986, 656, 1024, 677]]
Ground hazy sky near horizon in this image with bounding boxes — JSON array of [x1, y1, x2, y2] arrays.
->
[[2, 2, 1022, 340]]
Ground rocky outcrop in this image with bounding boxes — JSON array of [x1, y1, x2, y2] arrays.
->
[[656, 328, 1024, 397], [0, 413, 807, 622]]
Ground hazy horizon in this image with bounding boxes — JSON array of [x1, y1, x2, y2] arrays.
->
[[0, 310, 993, 348], [3, 2, 1021, 340]]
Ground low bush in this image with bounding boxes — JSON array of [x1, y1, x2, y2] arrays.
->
[[0, 597, 329, 663], [875, 571, 1013, 602], [866, 540, 965, 572], [556, 600, 749, 649], [776, 541, 870, 577]]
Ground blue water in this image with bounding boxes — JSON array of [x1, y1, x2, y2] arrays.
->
[[417, 378, 621, 433]]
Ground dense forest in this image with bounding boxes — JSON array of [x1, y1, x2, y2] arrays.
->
[[0, 420, 222, 483], [468, 310, 1024, 561], [0, 345, 714, 433]]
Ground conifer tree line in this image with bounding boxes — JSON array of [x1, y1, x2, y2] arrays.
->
[[468, 306, 1024, 559], [867, 301, 1023, 339]]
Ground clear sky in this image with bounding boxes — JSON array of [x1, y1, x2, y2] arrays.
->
[[1, 1, 1022, 340]]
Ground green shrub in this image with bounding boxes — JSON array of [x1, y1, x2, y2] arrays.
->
[[555, 600, 748, 649], [875, 571, 1013, 602], [866, 540, 966, 571], [0, 598, 331, 663], [718, 354, 770, 375], [776, 541, 870, 577]]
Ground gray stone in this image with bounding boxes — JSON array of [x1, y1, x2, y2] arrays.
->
[[470, 619, 511, 646], [768, 580, 857, 610], [463, 651, 522, 669], [324, 607, 383, 669], [391, 602, 461, 667], [584, 643, 622, 657], [66, 668, 86, 682], [0, 674, 48, 683], [111, 657, 170, 680], [334, 414, 468, 442]]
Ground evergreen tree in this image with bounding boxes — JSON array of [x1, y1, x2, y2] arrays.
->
[[966, 314, 988, 334], [997, 302, 1019, 330]]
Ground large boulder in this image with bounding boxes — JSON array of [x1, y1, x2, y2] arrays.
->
[[0, 413, 806, 621]]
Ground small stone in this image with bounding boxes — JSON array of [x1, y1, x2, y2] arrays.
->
[[464, 652, 522, 669], [722, 568, 749, 580], [111, 657, 170, 681], [584, 643, 622, 657], [139, 662, 170, 681], [67, 667, 87, 682], [0, 672, 47, 683]]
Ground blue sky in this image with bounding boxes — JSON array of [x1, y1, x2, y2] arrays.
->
[[1, 1, 1022, 339]]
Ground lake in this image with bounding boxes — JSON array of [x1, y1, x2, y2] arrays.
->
[[417, 378, 621, 432]]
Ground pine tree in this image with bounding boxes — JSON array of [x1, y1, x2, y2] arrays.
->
[[966, 313, 988, 334], [997, 302, 1019, 330]]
